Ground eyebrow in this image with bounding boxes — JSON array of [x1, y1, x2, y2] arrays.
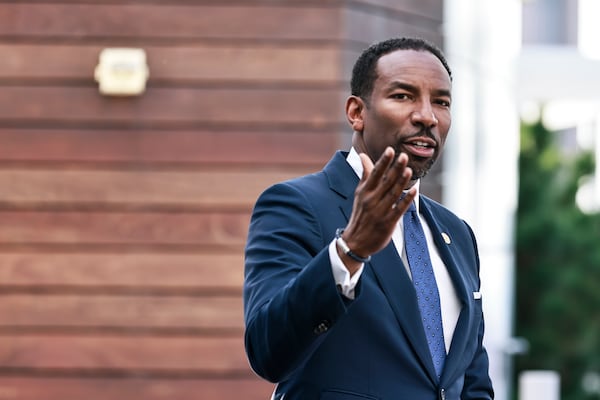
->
[[386, 81, 452, 99]]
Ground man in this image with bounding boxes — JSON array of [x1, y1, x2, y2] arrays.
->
[[243, 37, 494, 400]]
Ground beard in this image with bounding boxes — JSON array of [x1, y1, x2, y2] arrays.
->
[[393, 129, 439, 181], [409, 156, 437, 180]]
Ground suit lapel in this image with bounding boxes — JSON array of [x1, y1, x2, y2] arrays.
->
[[419, 198, 474, 382], [420, 198, 470, 304], [369, 244, 438, 381]]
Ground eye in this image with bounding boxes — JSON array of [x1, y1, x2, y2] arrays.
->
[[391, 93, 410, 100], [434, 99, 451, 108]]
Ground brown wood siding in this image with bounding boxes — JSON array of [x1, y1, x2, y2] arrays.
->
[[0, 1, 444, 399]]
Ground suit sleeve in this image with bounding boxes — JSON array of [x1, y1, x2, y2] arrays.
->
[[243, 182, 349, 383]]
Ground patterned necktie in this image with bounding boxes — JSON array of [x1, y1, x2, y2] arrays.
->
[[403, 201, 446, 377]]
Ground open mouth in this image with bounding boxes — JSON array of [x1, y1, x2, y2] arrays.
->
[[403, 139, 436, 158]]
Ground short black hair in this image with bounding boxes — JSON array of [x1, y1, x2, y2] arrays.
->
[[350, 37, 452, 101]]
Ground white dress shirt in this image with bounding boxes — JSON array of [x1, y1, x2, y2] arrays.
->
[[328, 148, 461, 352]]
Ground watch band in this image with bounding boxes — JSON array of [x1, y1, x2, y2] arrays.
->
[[335, 228, 372, 263]]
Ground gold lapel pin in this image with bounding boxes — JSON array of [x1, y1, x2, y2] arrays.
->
[[441, 232, 451, 244]]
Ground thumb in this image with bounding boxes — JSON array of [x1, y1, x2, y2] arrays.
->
[[358, 152, 374, 180]]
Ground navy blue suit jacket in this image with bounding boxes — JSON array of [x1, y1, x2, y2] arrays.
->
[[244, 151, 493, 400]]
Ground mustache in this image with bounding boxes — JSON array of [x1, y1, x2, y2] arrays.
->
[[407, 128, 437, 143]]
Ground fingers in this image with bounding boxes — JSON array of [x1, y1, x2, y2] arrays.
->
[[392, 186, 417, 214], [359, 147, 393, 191], [344, 149, 417, 259], [386, 152, 411, 198], [359, 147, 412, 202]]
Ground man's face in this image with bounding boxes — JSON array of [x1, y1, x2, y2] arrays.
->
[[348, 49, 452, 186]]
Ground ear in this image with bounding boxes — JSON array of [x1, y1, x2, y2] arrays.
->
[[345, 96, 365, 132]]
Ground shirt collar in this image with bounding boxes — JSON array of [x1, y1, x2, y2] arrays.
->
[[347, 147, 421, 212]]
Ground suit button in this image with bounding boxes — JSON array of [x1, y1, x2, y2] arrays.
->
[[313, 320, 330, 335]]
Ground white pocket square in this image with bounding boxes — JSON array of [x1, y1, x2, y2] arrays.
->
[[473, 291, 482, 300]]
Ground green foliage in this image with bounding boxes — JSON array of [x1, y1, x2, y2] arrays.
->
[[515, 119, 600, 400]]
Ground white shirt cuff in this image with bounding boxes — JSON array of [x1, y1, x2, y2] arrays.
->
[[328, 239, 364, 299]]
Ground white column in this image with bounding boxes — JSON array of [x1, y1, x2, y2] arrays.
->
[[443, 1, 522, 400], [519, 370, 560, 400]]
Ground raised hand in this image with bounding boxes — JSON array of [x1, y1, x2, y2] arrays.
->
[[337, 146, 417, 274]]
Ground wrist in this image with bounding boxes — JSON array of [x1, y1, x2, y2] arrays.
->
[[335, 228, 372, 263]]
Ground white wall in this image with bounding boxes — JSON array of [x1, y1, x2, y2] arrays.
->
[[443, 1, 522, 399]]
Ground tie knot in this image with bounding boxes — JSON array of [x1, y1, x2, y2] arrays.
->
[[403, 201, 418, 225]]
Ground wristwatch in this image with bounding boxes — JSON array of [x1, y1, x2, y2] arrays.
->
[[335, 228, 372, 263]]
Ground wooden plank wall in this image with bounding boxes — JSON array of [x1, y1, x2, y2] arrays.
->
[[0, 1, 443, 399]]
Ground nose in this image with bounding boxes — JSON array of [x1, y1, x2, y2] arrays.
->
[[410, 103, 438, 128]]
